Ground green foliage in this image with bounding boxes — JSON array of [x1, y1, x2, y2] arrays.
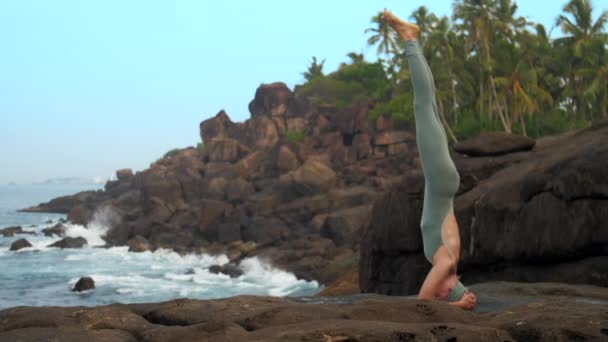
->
[[163, 148, 181, 158], [368, 93, 414, 122], [302, 56, 326, 82], [294, 76, 370, 109], [451, 111, 503, 139], [517, 110, 591, 138], [281, 128, 306, 144], [293, 0, 607, 139], [296, 60, 391, 110], [334, 62, 391, 100]]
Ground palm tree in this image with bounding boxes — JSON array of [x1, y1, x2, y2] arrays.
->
[[555, 0, 608, 119], [453, 0, 498, 119], [339, 52, 365, 70], [424, 15, 460, 143], [409, 6, 438, 44], [365, 12, 400, 64], [583, 38, 608, 118], [302, 56, 325, 81]]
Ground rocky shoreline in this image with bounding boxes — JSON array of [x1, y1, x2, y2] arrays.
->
[[17, 83, 608, 293], [5, 82, 608, 341], [1, 281, 607, 341]]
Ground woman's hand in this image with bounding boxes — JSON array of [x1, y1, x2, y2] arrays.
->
[[447, 289, 477, 310], [459, 290, 477, 310]]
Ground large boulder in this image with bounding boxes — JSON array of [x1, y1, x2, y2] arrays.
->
[[199, 110, 233, 143], [10, 238, 32, 251], [128, 235, 152, 252], [279, 159, 337, 196], [248, 82, 292, 117], [48, 237, 88, 249], [360, 120, 608, 295], [202, 138, 249, 163], [454, 131, 536, 156], [72, 277, 95, 292], [42, 223, 66, 237], [321, 205, 373, 249]]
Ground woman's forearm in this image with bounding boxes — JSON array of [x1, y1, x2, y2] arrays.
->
[[417, 261, 451, 300]]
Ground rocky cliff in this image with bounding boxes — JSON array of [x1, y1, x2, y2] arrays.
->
[[20, 82, 422, 285]]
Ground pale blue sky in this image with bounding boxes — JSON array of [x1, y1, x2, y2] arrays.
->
[[0, 0, 606, 184]]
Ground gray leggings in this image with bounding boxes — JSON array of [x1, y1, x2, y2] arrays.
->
[[404, 39, 467, 302]]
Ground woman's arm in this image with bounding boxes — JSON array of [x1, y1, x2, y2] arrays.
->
[[417, 260, 453, 301]]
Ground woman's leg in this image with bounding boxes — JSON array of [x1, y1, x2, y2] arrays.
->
[[404, 38, 468, 302], [404, 39, 459, 194]]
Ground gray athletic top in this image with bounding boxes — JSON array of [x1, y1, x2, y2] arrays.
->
[[405, 39, 468, 303]]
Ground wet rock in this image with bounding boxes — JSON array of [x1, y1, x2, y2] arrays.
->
[[18, 190, 106, 214], [128, 235, 152, 252], [10, 238, 32, 251], [48, 236, 87, 249], [0, 226, 35, 237], [67, 206, 94, 226], [42, 223, 66, 237], [72, 277, 95, 292], [1, 281, 607, 341], [208, 263, 243, 278]]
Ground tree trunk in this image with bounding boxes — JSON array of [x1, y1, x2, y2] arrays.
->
[[451, 73, 458, 124], [479, 66, 484, 120], [519, 113, 527, 136]]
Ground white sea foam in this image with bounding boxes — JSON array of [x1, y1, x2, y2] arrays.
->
[[1, 207, 321, 308]]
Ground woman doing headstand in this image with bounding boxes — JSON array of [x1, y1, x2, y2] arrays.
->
[[383, 9, 477, 310]]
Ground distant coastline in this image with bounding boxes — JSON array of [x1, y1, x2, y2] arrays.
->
[[31, 177, 107, 186]]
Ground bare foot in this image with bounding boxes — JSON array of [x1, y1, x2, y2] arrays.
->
[[383, 9, 420, 41]]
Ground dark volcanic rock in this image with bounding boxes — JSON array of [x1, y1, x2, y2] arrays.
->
[[248, 82, 292, 117], [0, 281, 606, 342], [199, 109, 233, 144], [48, 236, 87, 249], [72, 277, 95, 292], [454, 131, 536, 156], [10, 238, 32, 251], [0, 226, 35, 237], [128, 235, 152, 252], [360, 120, 608, 295], [19, 190, 106, 214], [42, 223, 66, 237], [0, 226, 23, 237], [208, 263, 243, 278]]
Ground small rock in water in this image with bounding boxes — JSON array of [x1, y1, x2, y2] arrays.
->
[[208, 263, 244, 278], [1, 226, 23, 237], [72, 277, 95, 292], [42, 223, 66, 237], [48, 236, 87, 249], [45, 219, 53, 224], [128, 235, 152, 252], [10, 238, 32, 251]]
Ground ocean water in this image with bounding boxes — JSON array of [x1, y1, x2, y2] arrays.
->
[[0, 184, 321, 309]]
